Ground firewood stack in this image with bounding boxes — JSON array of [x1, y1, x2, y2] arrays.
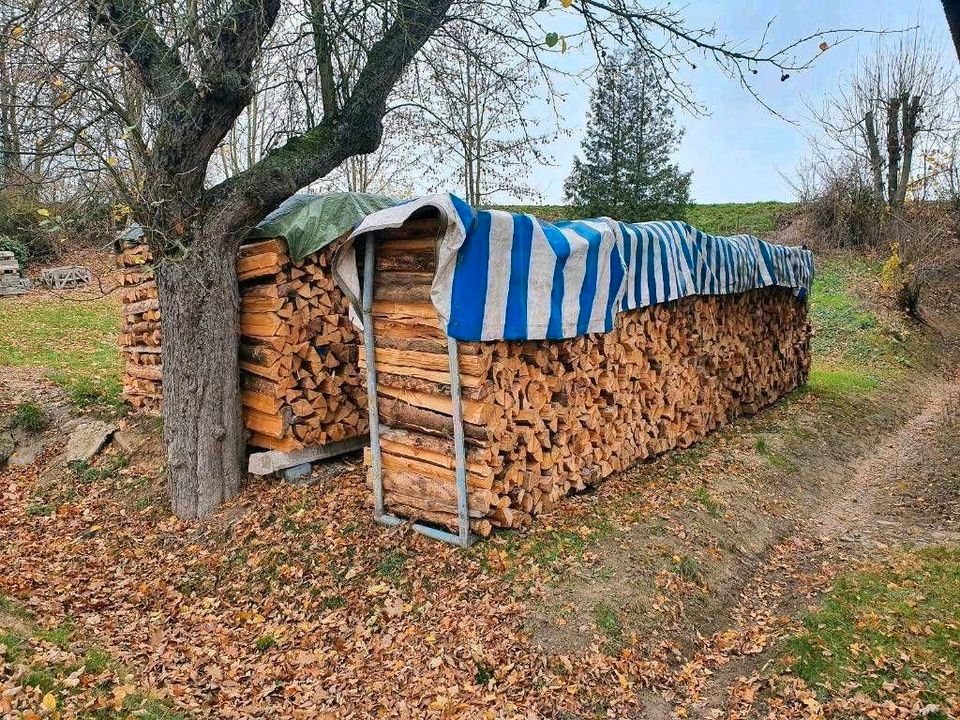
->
[[360, 219, 811, 537], [236, 238, 368, 452], [116, 237, 368, 451], [116, 242, 162, 413]]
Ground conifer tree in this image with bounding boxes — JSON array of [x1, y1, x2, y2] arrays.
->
[[565, 52, 692, 221]]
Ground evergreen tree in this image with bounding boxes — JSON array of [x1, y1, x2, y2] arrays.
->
[[565, 53, 692, 222]]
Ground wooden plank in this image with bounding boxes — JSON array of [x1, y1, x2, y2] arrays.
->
[[248, 436, 366, 475]]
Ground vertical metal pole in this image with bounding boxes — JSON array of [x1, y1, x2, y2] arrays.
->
[[362, 235, 396, 525], [446, 338, 475, 546]]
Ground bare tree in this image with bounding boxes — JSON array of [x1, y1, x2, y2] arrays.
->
[[8, 0, 868, 518], [810, 33, 957, 208], [401, 18, 552, 205]]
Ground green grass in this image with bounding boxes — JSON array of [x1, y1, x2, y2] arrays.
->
[[672, 554, 704, 584], [0, 629, 26, 661], [9, 400, 50, 431], [780, 548, 960, 711], [490, 202, 794, 236], [594, 601, 622, 640], [254, 634, 276, 652], [807, 366, 879, 402], [0, 296, 123, 411], [36, 619, 73, 647], [691, 486, 722, 517], [753, 436, 800, 472], [83, 648, 114, 674], [70, 454, 129, 483], [376, 550, 407, 580], [593, 600, 625, 654], [685, 201, 794, 236], [806, 257, 915, 403]]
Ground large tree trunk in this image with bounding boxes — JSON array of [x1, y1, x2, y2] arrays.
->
[[157, 230, 245, 519], [944, 0, 960, 64]]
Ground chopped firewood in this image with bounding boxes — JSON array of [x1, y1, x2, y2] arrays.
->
[[117, 236, 368, 450], [360, 217, 812, 534]]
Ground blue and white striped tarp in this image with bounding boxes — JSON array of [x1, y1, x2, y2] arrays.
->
[[338, 193, 814, 342]]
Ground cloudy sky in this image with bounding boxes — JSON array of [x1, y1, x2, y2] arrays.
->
[[526, 0, 955, 204]]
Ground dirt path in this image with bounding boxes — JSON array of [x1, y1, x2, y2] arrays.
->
[[818, 376, 960, 547], [681, 374, 960, 719]]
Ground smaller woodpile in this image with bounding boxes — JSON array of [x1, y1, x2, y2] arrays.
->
[[0, 250, 31, 296], [237, 238, 368, 451], [117, 236, 368, 449], [116, 241, 161, 412]]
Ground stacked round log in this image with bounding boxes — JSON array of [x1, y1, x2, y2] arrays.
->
[[237, 238, 368, 451], [360, 219, 811, 537], [116, 237, 368, 451], [117, 242, 162, 413]]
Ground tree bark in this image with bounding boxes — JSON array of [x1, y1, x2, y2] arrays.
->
[[944, 0, 960, 64], [156, 229, 245, 519], [886, 96, 902, 207], [895, 94, 921, 207], [864, 110, 885, 201]]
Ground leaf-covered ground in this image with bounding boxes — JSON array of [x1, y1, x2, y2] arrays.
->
[[1, 253, 957, 719]]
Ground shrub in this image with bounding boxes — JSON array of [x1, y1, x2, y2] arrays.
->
[[806, 172, 885, 250], [882, 207, 960, 316], [0, 187, 117, 262]]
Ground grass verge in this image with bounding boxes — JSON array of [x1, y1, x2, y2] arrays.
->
[[778, 548, 960, 713], [0, 296, 123, 412]]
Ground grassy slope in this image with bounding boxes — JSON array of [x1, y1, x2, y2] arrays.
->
[[806, 255, 915, 402], [492, 201, 795, 237]]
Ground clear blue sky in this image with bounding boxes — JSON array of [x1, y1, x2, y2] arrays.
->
[[528, 0, 954, 204]]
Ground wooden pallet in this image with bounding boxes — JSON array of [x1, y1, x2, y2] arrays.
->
[[40, 266, 91, 289]]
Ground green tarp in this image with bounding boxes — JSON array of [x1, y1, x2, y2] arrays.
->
[[248, 192, 397, 261]]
